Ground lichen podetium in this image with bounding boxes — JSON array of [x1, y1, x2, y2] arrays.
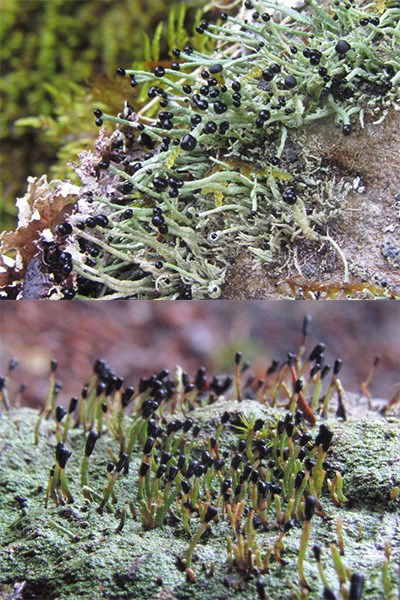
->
[[0, 321, 399, 598], [1, 0, 399, 299]]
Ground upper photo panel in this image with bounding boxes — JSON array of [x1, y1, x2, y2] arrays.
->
[[1, 0, 399, 299]]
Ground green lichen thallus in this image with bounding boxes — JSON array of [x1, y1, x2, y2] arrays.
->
[[33, 0, 399, 299]]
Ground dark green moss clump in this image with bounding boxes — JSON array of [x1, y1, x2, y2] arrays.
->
[[0, 0, 205, 230]]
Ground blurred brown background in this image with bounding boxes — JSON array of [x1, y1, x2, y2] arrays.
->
[[1, 301, 399, 408]]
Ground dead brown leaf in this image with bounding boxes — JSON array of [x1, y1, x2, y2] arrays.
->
[[0, 175, 79, 274]]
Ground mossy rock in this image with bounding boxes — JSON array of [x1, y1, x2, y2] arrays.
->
[[0, 403, 399, 599]]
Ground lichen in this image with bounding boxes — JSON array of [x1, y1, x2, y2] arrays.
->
[[1, 0, 399, 299], [1, 336, 399, 599]]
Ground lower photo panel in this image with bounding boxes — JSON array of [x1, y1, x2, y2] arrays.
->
[[0, 300, 399, 600]]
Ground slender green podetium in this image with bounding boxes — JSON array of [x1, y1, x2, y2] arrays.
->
[[382, 542, 394, 598], [81, 430, 99, 489], [98, 453, 128, 513], [330, 544, 348, 587], [185, 505, 218, 578], [298, 496, 317, 588], [48, 519, 76, 540]]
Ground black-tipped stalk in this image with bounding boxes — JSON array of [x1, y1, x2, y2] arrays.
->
[[45, 360, 59, 415], [289, 378, 303, 412], [308, 344, 326, 363], [46, 442, 73, 506], [45, 467, 55, 508], [215, 410, 230, 439], [310, 367, 323, 413], [312, 544, 329, 588], [288, 363, 316, 425], [137, 461, 150, 501], [313, 424, 333, 497], [335, 381, 347, 420], [55, 406, 67, 442], [62, 397, 78, 442], [0, 376, 10, 412], [56, 442, 73, 503], [98, 453, 128, 512], [298, 496, 317, 588], [77, 385, 89, 430], [86, 382, 103, 431], [34, 360, 61, 444], [115, 506, 127, 533], [185, 505, 218, 577], [154, 469, 182, 528], [235, 352, 242, 401], [81, 430, 99, 491], [299, 314, 312, 355], [14, 382, 26, 407], [94, 383, 107, 433], [115, 386, 135, 454], [322, 358, 344, 418], [360, 355, 380, 408], [274, 519, 294, 564]]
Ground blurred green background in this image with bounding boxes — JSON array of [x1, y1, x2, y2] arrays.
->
[[0, 0, 207, 230]]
